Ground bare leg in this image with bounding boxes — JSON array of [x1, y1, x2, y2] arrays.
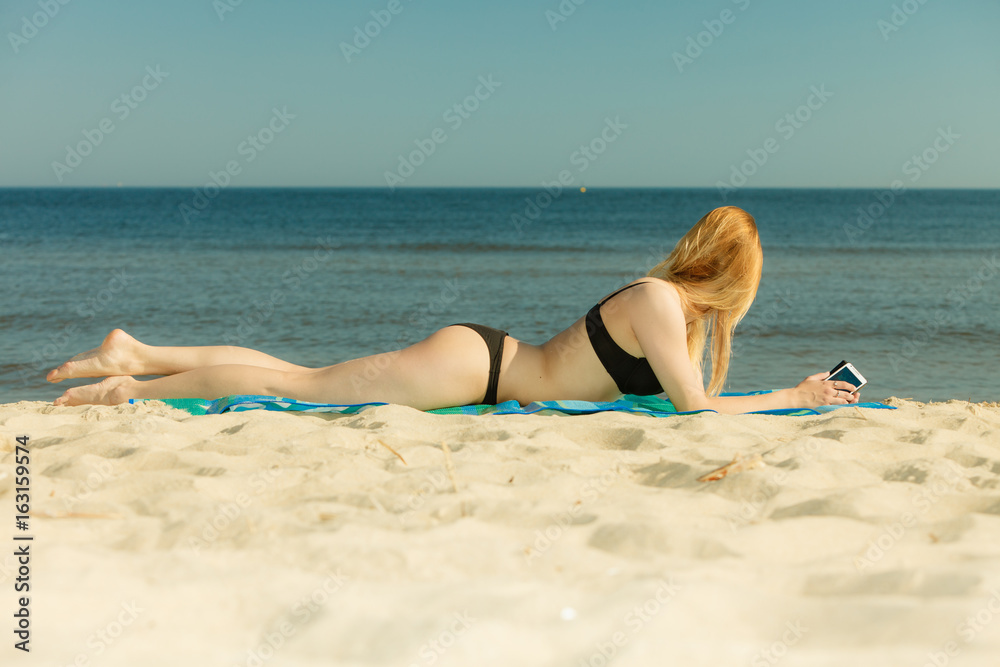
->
[[53, 366, 300, 407], [53, 326, 495, 410], [47, 329, 311, 382]]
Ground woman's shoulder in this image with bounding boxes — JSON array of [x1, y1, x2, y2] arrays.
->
[[622, 277, 682, 302], [599, 277, 683, 316]]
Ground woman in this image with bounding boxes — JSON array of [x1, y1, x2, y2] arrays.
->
[[49, 206, 859, 412]]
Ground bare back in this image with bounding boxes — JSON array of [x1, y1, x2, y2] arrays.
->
[[496, 278, 686, 404]]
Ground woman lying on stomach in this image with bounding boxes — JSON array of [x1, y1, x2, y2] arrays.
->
[[48, 206, 859, 413]]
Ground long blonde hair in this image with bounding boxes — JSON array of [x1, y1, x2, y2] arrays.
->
[[646, 206, 762, 397]]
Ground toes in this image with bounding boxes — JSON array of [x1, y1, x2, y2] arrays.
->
[[47, 352, 104, 381], [58, 388, 89, 407], [52, 378, 127, 406]]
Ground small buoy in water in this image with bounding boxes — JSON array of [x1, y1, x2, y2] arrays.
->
[[580, 187, 586, 193]]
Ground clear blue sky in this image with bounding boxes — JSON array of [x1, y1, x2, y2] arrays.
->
[[1, 0, 996, 188]]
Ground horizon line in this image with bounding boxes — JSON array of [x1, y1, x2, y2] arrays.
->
[[2, 185, 998, 191]]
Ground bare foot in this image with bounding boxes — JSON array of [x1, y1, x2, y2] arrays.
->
[[53, 376, 136, 406], [47, 329, 143, 383]]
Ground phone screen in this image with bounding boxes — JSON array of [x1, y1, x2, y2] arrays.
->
[[827, 365, 863, 388]]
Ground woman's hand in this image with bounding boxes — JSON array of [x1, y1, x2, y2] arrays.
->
[[789, 372, 859, 408]]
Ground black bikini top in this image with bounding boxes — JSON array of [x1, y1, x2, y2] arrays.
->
[[586, 282, 664, 396]]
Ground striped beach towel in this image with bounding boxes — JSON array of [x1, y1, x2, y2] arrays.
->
[[130, 390, 895, 417]]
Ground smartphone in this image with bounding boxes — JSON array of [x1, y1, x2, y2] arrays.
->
[[825, 360, 867, 392]]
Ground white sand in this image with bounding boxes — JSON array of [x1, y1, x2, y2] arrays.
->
[[2, 397, 1000, 666]]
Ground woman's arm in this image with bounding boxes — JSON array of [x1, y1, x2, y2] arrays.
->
[[698, 376, 859, 414], [629, 285, 858, 415]]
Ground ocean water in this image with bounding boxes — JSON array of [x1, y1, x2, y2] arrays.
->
[[1, 187, 998, 405]]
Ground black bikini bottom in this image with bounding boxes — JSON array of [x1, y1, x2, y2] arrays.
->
[[451, 322, 509, 405]]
